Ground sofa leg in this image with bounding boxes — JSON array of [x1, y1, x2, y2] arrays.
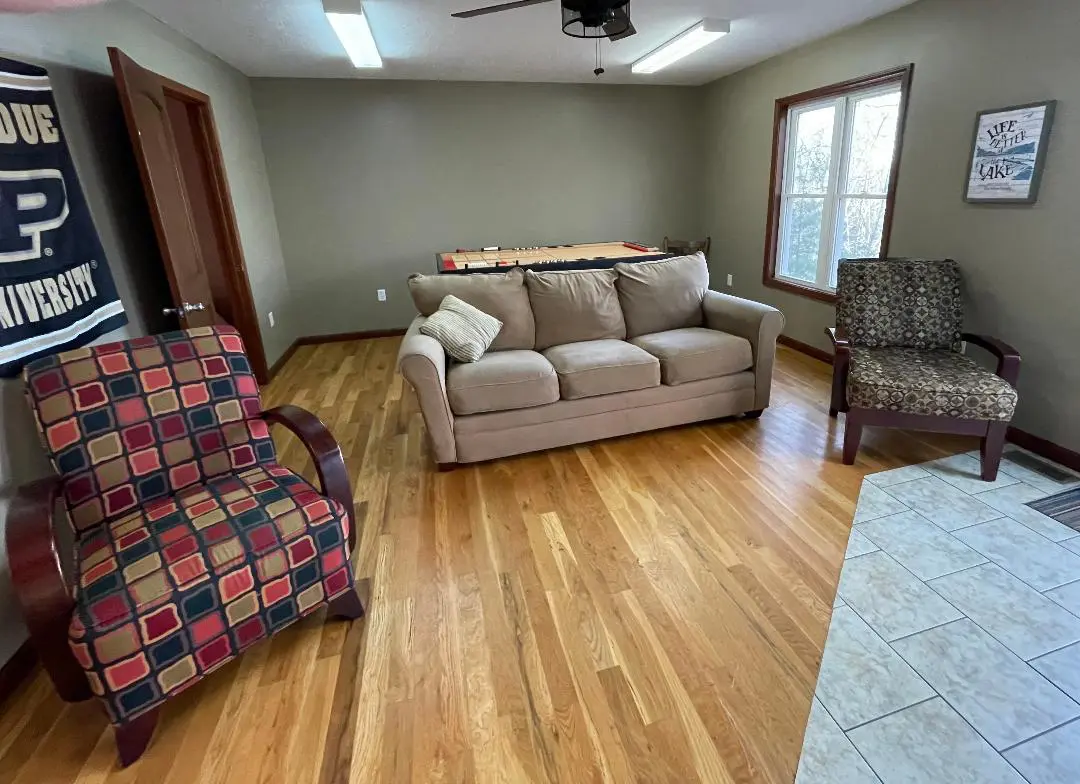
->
[[327, 587, 365, 621], [437, 462, 457, 472], [744, 409, 764, 419], [981, 422, 1008, 481], [115, 708, 160, 767], [842, 410, 864, 465]]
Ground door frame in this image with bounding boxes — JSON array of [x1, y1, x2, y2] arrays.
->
[[157, 75, 270, 383]]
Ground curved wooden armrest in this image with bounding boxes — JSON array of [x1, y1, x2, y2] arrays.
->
[[7, 476, 91, 702], [262, 405, 356, 549], [826, 327, 851, 352], [962, 332, 1021, 386]]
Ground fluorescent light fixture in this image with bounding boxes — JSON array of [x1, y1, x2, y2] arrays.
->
[[632, 19, 730, 74], [324, 0, 383, 69]]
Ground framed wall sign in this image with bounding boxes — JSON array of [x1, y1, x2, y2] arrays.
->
[[964, 100, 1056, 204]]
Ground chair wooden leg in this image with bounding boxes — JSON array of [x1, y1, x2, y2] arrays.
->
[[842, 409, 864, 465], [327, 587, 365, 621], [115, 708, 160, 767], [981, 421, 1008, 481]]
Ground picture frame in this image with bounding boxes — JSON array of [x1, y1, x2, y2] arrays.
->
[[963, 100, 1056, 204]]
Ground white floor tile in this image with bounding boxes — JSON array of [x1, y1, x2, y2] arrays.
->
[[814, 607, 934, 730], [838, 551, 962, 641], [866, 465, 931, 487], [1060, 538, 1080, 557], [974, 482, 1079, 542], [1003, 719, 1080, 784], [1031, 643, 1080, 704], [795, 699, 881, 784], [834, 594, 847, 609], [1045, 580, 1080, 616], [954, 519, 1080, 591], [929, 564, 1080, 660], [857, 511, 987, 581], [846, 529, 880, 559], [853, 482, 910, 523], [848, 698, 1026, 784], [1000, 449, 1080, 495], [892, 619, 1080, 750], [922, 452, 1021, 496], [882, 476, 1001, 531]]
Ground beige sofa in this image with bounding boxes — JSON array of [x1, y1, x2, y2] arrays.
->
[[397, 252, 785, 467]]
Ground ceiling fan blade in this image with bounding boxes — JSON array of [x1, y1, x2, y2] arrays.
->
[[451, 0, 553, 19], [604, 7, 636, 40]]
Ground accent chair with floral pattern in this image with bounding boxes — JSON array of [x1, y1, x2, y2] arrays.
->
[[7, 326, 364, 767], [827, 259, 1020, 480]]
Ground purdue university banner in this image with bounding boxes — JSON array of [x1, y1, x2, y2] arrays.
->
[[0, 56, 127, 378]]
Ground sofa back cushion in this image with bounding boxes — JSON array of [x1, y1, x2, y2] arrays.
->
[[615, 252, 709, 338], [408, 268, 535, 351], [525, 268, 626, 351], [836, 258, 964, 350]]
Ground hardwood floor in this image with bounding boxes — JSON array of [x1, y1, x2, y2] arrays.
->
[[0, 341, 973, 784]]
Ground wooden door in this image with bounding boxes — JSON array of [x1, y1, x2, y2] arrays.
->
[[108, 47, 216, 328]]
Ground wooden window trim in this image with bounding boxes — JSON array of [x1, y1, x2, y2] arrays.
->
[[762, 64, 915, 304]]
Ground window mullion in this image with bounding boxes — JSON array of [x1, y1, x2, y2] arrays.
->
[[816, 96, 847, 289]]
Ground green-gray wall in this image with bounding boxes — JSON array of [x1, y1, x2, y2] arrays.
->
[[0, 1, 290, 666], [251, 80, 705, 337], [703, 0, 1080, 450]]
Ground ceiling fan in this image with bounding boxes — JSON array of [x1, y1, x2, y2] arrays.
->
[[451, 0, 636, 42]]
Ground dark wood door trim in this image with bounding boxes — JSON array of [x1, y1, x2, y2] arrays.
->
[[158, 75, 269, 383]]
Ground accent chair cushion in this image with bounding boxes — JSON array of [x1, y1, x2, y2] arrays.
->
[[446, 350, 559, 415], [23, 326, 276, 534], [631, 328, 753, 386], [419, 295, 502, 363], [525, 268, 626, 351], [68, 463, 355, 726], [543, 340, 660, 400], [614, 252, 709, 338], [847, 347, 1018, 420], [836, 258, 964, 350], [408, 268, 535, 351]]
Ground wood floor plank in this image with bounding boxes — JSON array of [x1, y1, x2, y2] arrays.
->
[[0, 340, 977, 782]]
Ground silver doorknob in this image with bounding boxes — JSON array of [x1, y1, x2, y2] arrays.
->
[[163, 301, 206, 318]]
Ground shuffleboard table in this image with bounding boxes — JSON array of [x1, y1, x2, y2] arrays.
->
[[436, 241, 670, 274]]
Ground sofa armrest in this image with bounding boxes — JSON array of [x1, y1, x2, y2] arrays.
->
[[703, 291, 785, 410], [398, 317, 457, 464]]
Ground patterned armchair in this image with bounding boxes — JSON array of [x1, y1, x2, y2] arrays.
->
[[827, 259, 1021, 480], [7, 326, 363, 766]]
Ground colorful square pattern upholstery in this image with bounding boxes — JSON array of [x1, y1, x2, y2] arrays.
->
[[22, 326, 357, 727], [24, 326, 276, 533], [71, 464, 354, 724]]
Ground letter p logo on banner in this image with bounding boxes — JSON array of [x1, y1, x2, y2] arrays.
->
[[0, 169, 69, 263]]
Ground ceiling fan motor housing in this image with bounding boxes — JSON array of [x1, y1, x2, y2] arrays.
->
[[561, 0, 630, 38]]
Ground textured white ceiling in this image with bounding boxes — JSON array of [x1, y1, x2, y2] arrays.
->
[[130, 0, 917, 85]]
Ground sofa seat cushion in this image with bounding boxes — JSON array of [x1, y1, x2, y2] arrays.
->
[[848, 347, 1018, 420], [69, 464, 355, 725], [447, 350, 559, 415], [631, 328, 753, 386], [543, 340, 660, 400]]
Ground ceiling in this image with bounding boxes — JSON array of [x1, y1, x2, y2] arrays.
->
[[130, 0, 917, 86]]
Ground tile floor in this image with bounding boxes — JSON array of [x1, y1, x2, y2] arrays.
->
[[796, 447, 1080, 784]]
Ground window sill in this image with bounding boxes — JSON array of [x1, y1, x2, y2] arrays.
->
[[764, 276, 838, 304]]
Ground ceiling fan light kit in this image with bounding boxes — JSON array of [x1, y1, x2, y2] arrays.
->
[[324, 0, 383, 69], [631, 18, 730, 74]]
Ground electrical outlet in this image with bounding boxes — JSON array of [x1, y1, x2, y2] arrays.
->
[[377, 288, 387, 302], [726, 274, 733, 287], [268, 311, 275, 328]]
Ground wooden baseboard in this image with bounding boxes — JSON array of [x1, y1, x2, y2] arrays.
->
[[295, 328, 408, 346], [0, 640, 36, 708], [777, 334, 832, 364], [266, 328, 409, 382], [1007, 426, 1080, 473]]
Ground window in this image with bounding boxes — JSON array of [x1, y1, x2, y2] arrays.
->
[[763, 66, 912, 301]]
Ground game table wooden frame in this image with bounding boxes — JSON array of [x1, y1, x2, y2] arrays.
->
[[436, 241, 670, 274]]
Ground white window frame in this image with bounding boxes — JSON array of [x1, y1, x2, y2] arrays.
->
[[775, 81, 903, 294]]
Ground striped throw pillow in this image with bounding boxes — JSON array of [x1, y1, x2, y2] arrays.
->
[[419, 295, 503, 363]]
